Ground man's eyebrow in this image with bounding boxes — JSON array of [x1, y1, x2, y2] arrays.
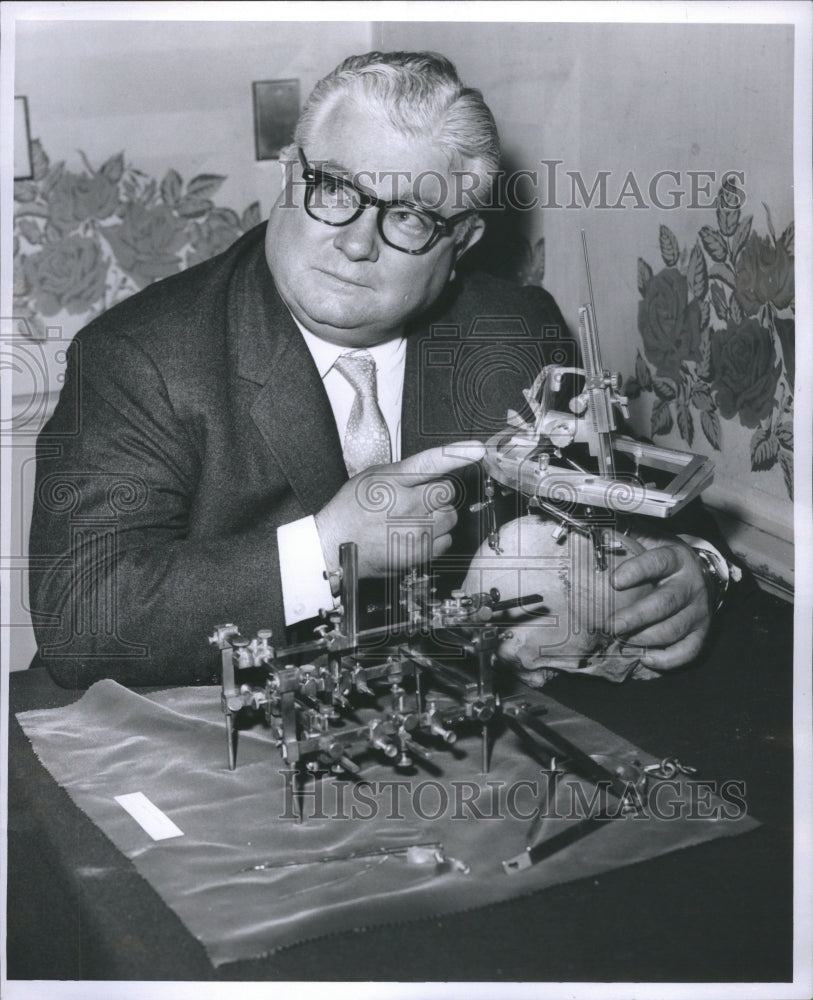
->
[[314, 159, 436, 210], [316, 160, 386, 196], [315, 158, 352, 177], [314, 160, 386, 194]]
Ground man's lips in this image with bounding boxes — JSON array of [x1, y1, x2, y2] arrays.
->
[[314, 267, 371, 288]]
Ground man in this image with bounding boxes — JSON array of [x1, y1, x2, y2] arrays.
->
[[29, 51, 717, 688]]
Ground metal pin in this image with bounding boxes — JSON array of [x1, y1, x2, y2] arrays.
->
[[240, 841, 446, 873], [225, 713, 235, 771]]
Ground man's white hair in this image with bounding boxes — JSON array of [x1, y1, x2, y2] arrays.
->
[[294, 50, 500, 212]]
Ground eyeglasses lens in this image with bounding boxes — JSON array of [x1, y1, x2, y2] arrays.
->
[[307, 173, 436, 253]]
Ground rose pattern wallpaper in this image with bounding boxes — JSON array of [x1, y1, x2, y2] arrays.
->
[[627, 178, 794, 499], [13, 140, 263, 339], [14, 146, 795, 505]]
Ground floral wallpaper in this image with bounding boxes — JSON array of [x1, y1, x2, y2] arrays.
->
[[627, 178, 794, 499], [14, 147, 795, 506], [13, 139, 263, 339]]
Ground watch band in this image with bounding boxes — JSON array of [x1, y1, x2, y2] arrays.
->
[[678, 535, 742, 613], [693, 546, 728, 612]]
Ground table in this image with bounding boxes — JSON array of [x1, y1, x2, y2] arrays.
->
[[6, 588, 794, 983]]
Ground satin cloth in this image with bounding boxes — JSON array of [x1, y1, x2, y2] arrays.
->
[[17, 681, 758, 967]]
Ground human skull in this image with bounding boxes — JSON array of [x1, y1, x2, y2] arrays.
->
[[462, 515, 657, 687]]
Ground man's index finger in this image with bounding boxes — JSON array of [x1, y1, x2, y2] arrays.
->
[[396, 441, 485, 485]]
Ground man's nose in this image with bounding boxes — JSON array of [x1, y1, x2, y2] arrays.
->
[[332, 207, 380, 262]]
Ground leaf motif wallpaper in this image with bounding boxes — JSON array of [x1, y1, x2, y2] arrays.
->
[[625, 179, 794, 500], [13, 139, 263, 339]]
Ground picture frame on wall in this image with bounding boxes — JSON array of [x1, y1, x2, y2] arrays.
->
[[252, 78, 300, 160]]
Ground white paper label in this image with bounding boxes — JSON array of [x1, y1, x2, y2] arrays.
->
[[114, 792, 184, 841]]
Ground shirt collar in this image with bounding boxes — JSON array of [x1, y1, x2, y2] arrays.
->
[[293, 317, 406, 380]]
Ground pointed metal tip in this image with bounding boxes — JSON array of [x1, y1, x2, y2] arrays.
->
[[502, 849, 532, 875]]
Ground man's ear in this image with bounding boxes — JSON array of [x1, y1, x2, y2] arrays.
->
[[449, 216, 486, 281], [457, 216, 486, 258], [277, 143, 299, 192]]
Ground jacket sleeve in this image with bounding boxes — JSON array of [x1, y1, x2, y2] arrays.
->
[[28, 329, 289, 688]]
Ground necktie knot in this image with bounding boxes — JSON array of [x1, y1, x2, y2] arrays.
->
[[334, 352, 377, 398]]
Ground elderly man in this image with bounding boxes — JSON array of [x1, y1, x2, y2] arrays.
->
[[29, 51, 718, 688]]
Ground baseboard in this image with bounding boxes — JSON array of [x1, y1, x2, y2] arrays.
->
[[710, 506, 794, 602]]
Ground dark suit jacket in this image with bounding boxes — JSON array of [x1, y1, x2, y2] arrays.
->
[[29, 224, 571, 687]]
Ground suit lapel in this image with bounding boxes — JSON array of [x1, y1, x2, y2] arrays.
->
[[231, 244, 348, 514], [401, 314, 459, 459], [401, 328, 423, 459]]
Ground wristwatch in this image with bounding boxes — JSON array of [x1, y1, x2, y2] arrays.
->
[[680, 536, 742, 612]]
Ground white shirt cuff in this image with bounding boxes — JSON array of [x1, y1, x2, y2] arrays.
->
[[277, 516, 336, 625]]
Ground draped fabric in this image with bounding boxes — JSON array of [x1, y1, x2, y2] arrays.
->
[[17, 680, 758, 966]]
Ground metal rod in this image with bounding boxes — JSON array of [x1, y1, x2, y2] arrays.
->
[[504, 702, 635, 802], [579, 230, 616, 480], [225, 713, 235, 771], [503, 813, 613, 874], [241, 841, 444, 873], [490, 592, 545, 613], [481, 722, 489, 774], [581, 229, 598, 332], [503, 715, 556, 770], [339, 541, 359, 643]]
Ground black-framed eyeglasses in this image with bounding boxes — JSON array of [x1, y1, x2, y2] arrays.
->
[[297, 147, 479, 255]]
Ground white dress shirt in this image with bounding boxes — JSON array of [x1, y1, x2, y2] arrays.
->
[[277, 321, 406, 624]]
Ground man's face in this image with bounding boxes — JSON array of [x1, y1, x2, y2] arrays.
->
[[265, 101, 484, 347]]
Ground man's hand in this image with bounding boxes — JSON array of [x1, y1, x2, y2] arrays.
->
[[608, 532, 713, 670], [315, 442, 485, 580]]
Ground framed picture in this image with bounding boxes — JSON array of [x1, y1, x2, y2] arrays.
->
[[252, 79, 299, 160], [14, 95, 33, 180]]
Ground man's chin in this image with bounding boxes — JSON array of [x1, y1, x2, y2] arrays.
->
[[299, 311, 390, 347], [295, 297, 403, 345]]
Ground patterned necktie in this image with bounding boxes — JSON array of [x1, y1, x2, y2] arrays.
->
[[333, 351, 392, 477]]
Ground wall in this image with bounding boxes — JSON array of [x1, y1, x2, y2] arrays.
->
[[9, 19, 373, 669], [16, 19, 373, 215], [379, 21, 796, 595]]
